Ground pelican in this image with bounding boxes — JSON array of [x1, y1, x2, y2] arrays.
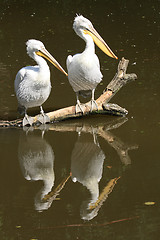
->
[[14, 39, 67, 126], [66, 15, 118, 113]]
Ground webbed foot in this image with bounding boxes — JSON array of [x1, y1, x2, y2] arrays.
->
[[23, 115, 34, 126], [37, 113, 50, 124], [90, 100, 98, 112], [75, 101, 85, 114], [38, 106, 50, 124]]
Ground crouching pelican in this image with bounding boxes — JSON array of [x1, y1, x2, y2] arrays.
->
[[14, 39, 67, 126], [66, 15, 118, 113]]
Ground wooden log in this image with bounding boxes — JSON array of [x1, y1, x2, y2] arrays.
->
[[0, 58, 137, 128]]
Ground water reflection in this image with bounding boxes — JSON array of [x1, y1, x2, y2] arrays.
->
[[71, 131, 105, 220], [69, 119, 137, 220], [18, 130, 55, 211], [17, 118, 138, 220], [0, 1, 159, 238]]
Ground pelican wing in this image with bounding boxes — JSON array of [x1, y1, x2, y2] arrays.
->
[[14, 68, 26, 93], [14, 66, 39, 92], [67, 53, 102, 93]]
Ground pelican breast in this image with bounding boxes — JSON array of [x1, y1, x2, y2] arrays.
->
[[67, 52, 103, 93]]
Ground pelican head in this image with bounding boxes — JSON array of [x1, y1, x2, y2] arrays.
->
[[26, 39, 68, 75], [26, 39, 45, 58], [73, 15, 118, 59]]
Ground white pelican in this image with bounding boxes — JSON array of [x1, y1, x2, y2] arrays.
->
[[14, 39, 68, 126], [66, 15, 118, 113]]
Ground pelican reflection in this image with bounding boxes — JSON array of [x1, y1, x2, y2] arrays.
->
[[18, 131, 55, 211], [71, 130, 105, 220]]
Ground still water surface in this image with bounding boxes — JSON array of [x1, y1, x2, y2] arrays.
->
[[0, 1, 160, 239]]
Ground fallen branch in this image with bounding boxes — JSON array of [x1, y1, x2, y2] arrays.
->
[[0, 58, 137, 127]]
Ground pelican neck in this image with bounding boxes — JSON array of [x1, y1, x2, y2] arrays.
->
[[32, 53, 49, 70], [83, 35, 95, 54]]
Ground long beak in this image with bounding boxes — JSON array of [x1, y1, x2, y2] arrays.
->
[[84, 27, 118, 59], [36, 48, 68, 76]]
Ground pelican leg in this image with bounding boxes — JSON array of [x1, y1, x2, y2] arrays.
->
[[23, 110, 34, 126], [37, 106, 50, 124], [90, 89, 98, 112], [75, 92, 84, 114], [91, 126, 100, 147]]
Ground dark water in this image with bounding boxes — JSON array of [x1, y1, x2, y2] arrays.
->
[[0, 1, 160, 239]]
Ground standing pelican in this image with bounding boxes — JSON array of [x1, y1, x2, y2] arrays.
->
[[67, 15, 118, 113], [14, 39, 68, 126]]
